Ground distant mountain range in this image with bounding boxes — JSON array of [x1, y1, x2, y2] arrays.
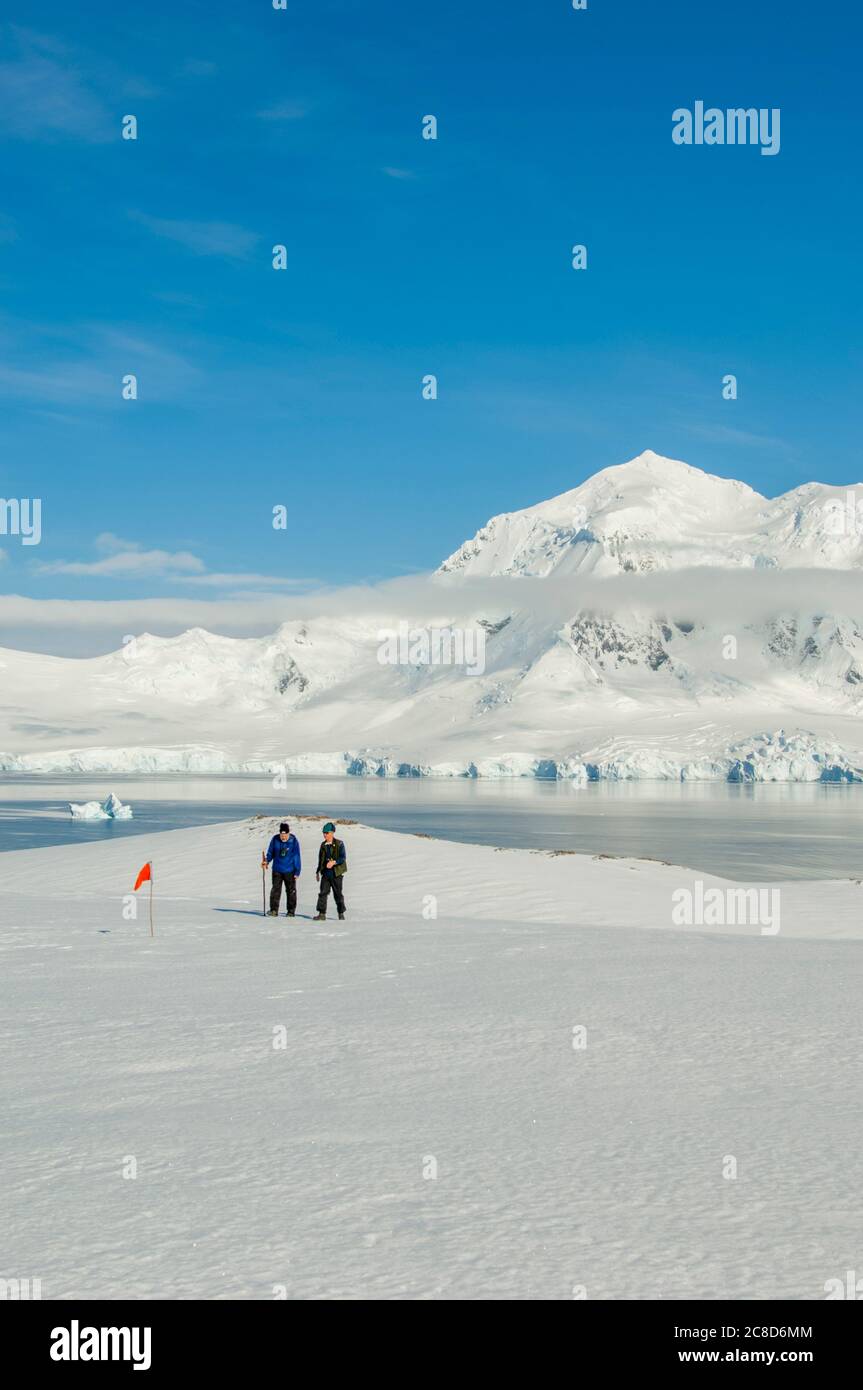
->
[[3, 451, 863, 781]]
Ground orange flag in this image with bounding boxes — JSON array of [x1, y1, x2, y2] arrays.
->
[[134, 862, 151, 892]]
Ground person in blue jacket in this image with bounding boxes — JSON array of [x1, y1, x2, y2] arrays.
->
[[262, 822, 302, 917]]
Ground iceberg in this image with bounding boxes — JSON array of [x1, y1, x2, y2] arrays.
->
[[69, 792, 133, 821]]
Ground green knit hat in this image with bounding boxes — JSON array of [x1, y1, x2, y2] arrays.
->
[[323, 821, 336, 833]]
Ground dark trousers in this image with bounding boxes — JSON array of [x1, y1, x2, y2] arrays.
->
[[316, 872, 345, 916], [270, 871, 297, 914]]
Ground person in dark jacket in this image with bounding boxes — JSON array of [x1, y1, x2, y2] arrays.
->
[[314, 821, 346, 920], [262, 822, 302, 916]]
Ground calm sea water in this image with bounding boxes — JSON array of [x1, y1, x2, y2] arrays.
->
[[1, 774, 862, 881]]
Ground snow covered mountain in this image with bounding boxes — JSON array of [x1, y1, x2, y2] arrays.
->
[[438, 450, 863, 576], [2, 451, 863, 780]]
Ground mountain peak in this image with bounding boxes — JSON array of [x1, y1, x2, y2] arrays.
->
[[593, 449, 761, 496], [437, 452, 861, 578], [615, 448, 689, 469]]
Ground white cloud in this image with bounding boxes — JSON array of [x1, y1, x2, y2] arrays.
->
[[0, 321, 201, 408], [257, 100, 309, 121], [95, 532, 137, 553], [129, 211, 259, 261], [0, 595, 297, 655], [34, 534, 314, 590], [6, 566, 863, 657], [0, 28, 112, 143], [0, 361, 113, 404], [683, 423, 791, 451], [37, 547, 206, 579], [179, 58, 217, 77], [175, 572, 316, 589]]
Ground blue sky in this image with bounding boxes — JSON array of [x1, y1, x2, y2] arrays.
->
[[1, 0, 861, 648]]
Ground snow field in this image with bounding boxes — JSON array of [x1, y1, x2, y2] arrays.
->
[[2, 816, 861, 1298]]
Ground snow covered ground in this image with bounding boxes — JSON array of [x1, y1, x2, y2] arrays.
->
[[3, 816, 861, 1299]]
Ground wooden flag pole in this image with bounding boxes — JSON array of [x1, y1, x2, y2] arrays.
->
[[149, 861, 154, 938]]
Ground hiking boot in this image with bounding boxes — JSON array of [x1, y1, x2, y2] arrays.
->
[[338, 913, 346, 920], [286, 912, 295, 917], [267, 910, 278, 917], [313, 913, 326, 921]]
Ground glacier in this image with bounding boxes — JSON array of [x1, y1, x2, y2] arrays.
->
[[5, 731, 860, 783]]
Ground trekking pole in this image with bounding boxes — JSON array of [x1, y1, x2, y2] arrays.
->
[[261, 861, 267, 916]]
